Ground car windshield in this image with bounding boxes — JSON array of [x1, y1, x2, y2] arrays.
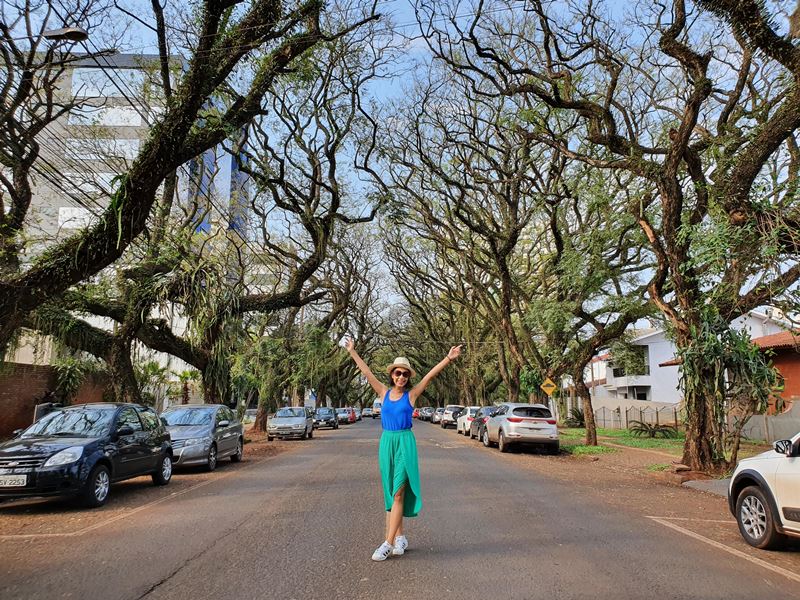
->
[[513, 406, 552, 418], [162, 408, 214, 426], [22, 407, 116, 438], [316, 409, 333, 415], [275, 408, 305, 418], [468, 408, 480, 415]]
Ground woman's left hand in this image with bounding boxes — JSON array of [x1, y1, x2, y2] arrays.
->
[[447, 345, 463, 361]]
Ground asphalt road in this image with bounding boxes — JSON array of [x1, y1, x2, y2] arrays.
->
[[1, 419, 798, 600]]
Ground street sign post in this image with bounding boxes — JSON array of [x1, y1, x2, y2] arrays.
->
[[540, 378, 557, 396]]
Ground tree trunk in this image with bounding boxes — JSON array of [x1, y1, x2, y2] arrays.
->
[[574, 371, 597, 446], [254, 406, 268, 432], [106, 341, 142, 404]]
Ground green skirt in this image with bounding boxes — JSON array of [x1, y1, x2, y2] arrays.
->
[[378, 429, 422, 517]]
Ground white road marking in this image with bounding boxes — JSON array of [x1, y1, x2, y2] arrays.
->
[[646, 516, 733, 524], [0, 457, 269, 541], [647, 516, 800, 584]]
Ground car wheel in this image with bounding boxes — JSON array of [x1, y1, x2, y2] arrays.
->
[[231, 438, 243, 462], [308, 427, 314, 439], [81, 464, 111, 508], [152, 454, 172, 486], [205, 444, 218, 472], [335, 422, 339, 429], [548, 442, 560, 455], [267, 435, 274, 441], [498, 430, 510, 453], [301, 427, 308, 440], [482, 429, 492, 448], [736, 485, 786, 549]]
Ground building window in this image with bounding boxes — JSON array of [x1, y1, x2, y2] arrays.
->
[[65, 138, 140, 161], [72, 68, 145, 98], [68, 106, 143, 127], [58, 206, 95, 229]]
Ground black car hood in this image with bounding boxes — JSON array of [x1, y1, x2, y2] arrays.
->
[[0, 436, 99, 457]]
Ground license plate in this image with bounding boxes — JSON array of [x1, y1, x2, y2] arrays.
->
[[0, 474, 27, 487]]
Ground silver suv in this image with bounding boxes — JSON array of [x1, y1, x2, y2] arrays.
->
[[440, 404, 465, 429], [483, 403, 559, 454]]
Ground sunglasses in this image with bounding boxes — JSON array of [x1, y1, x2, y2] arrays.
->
[[392, 370, 411, 378]]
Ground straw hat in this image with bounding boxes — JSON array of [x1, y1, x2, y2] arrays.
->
[[386, 356, 416, 378]]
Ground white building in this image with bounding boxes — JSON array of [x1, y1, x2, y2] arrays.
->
[[587, 311, 792, 406]]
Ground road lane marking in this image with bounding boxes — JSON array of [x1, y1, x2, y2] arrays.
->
[[646, 516, 733, 524], [647, 516, 800, 584], [0, 457, 271, 541]]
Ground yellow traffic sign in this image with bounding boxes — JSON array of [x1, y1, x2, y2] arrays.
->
[[540, 378, 557, 396]]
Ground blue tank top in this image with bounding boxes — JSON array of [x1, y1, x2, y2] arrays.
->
[[381, 389, 413, 431]]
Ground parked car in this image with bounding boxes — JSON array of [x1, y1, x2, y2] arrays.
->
[[336, 407, 356, 424], [313, 407, 339, 430], [440, 404, 465, 429], [372, 401, 382, 419], [456, 406, 481, 435], [469, 405, 498, 440], [0, 403, 172, 508], [161, 404, 243, 471], [267, 407, 314, 440], [354, 408, 362, 421], [412, 407, 420, 419], [431, 407, 445, 424], [483, 403, 559, 454], [243, 408, 258, 424], [362, 407, 373, 418], [728, 434, 800, 549], [419, 407, 434, 421]]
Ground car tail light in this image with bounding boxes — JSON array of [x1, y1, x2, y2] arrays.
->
[[507, 417, 524, 423], [482, 417, 490, 423], [467, 416, 474, 421]]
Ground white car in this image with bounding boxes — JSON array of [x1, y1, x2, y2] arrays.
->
[[482, 403, 559, 454], [456, 406, 481, 435], [728, 434, 800, 549], [440, 404, 465, 429]]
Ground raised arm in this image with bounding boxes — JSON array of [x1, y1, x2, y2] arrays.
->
[[346, 338, 387, 398], [410, 345, 462, 404]]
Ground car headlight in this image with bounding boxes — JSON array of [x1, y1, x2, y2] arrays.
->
[[182, 437, 205, 447], [43, 446, 84, 467], [267, 422, 277, 429], [292, 424, 303, 429]]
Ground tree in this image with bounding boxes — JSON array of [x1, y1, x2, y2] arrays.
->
[[417, 0, 800, 471], [0, 0, 378, 356]]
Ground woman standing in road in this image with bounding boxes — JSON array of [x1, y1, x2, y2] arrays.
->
[[346, 339, 462, 561]]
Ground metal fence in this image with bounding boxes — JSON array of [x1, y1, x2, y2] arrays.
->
[[592, 405, 683, 429]]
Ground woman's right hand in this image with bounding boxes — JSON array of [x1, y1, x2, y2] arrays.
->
[[345, 338, 355, 352]]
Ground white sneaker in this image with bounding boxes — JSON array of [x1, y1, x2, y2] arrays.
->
[[371, 541, 393, 561], [392, 535, 408, 556]]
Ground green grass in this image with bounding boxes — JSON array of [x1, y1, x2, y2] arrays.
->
[[647, 463, 672, 472], [561, 443, 616, 455]]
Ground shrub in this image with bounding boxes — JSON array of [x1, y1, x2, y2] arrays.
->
[[628, 420, 679, 439], [564, 407, 585, 428]]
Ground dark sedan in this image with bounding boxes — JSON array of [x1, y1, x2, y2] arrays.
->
[[0, 403, 172, 508], [469, 405, 498, 441], [313, 407, 339, 430]]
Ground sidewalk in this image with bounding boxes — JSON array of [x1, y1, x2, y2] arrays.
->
[[683, 478, 730, 497]]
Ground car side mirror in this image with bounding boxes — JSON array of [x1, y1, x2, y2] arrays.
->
[[218, 420, 230, 428], [117, 425, 134, 437], [13, 428, 24, 437], [774, 439, 794, 456]]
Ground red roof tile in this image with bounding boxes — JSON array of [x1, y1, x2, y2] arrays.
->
[[752, 330, 800, 351]]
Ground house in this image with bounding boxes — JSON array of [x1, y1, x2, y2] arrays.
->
[[752, 330, 800, 412], [587, 311, 793, 406]]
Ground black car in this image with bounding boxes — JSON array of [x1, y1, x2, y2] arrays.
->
[[0, 403, 173, 508], [313, 407, 339, 430], [469, 406, 498, 441]]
